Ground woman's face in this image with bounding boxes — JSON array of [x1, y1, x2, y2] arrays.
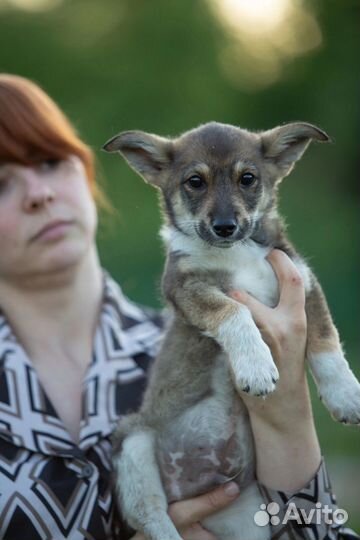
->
[[0, 156, 98, 281]]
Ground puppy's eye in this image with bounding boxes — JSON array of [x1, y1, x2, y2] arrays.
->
[[240, 172, 256, 187], [186, 175, 206, 189]]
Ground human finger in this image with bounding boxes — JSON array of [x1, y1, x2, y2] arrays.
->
[[229, 289, 270, 328], [267, 249, 305, 311], [168, 482, 240, 527]]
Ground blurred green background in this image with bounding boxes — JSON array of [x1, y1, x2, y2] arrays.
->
[[0, 0, 359, 528]]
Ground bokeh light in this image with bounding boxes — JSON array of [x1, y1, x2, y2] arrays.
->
[[206, 0, 322, 89], [0, 0, 62, 12]]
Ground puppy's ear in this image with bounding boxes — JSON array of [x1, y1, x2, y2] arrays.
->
[[261, 122, 330, 180], [102, 131, 173, 187]]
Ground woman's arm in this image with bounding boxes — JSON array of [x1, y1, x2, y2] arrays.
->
[[231, 250, 359, 539], [231, 249, 321, 492]]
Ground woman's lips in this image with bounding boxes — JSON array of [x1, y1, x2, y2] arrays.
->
[[32, 220, 74, 242]]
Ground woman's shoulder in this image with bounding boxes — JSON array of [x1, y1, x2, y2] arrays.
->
[[102, 270, 166, 330], [100, 271, 168, 361]]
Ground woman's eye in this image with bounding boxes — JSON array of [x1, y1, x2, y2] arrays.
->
[[186, 175, 206, 189], [39, 159, 61, 171], [240, 172, 256, 187], [0, 178, 10, 196]]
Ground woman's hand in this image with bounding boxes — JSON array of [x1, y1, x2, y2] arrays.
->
[[230, 249, 321, 492], [230, 249, 308, 425], [131, 481, 240, 540]]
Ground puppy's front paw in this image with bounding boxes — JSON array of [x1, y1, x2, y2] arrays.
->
[[319, 375, 360, 425], [232, 341, 279, 396]]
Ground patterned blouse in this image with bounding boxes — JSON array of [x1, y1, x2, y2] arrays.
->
[[0, 273, 358, 540]]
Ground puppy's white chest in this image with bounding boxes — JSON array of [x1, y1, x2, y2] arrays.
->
[[192, 242, 279, 307], [226, 246, 311, 303], [231, 255, 279, 306], [163, 227, 311, 305]]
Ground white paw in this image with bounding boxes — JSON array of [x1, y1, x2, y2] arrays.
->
[[319, 375, 360, 425], [232, 340, 279, 396], [309, 352, 360, 425]]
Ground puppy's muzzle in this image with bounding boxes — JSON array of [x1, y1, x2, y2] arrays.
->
[[211, 218, 238, 238]]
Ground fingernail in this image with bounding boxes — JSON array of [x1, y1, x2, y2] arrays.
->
[[223, 482, 240, 497]]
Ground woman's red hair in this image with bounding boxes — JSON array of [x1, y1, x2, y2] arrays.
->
[[0, 74, 107, 206]]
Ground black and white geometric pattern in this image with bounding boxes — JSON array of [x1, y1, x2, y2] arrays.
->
[[0, 272, 358, 539], [260, 458, 360, 540], [0, 272, 163, 540]]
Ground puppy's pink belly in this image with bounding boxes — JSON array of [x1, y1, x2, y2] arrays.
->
[[158, 434, 243, 502]]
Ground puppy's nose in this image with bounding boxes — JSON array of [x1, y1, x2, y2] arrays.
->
[[212, 218, 238, 238]]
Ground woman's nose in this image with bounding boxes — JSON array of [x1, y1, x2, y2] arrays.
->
[[22, 170, 55, 212]]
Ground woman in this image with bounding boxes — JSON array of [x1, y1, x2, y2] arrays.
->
[[0, 74, 357, 540]]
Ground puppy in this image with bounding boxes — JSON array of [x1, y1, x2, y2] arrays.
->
[[103, 122, 360, 540]]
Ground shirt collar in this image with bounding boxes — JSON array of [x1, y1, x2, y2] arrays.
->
[[0, 272, 162, 456]]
